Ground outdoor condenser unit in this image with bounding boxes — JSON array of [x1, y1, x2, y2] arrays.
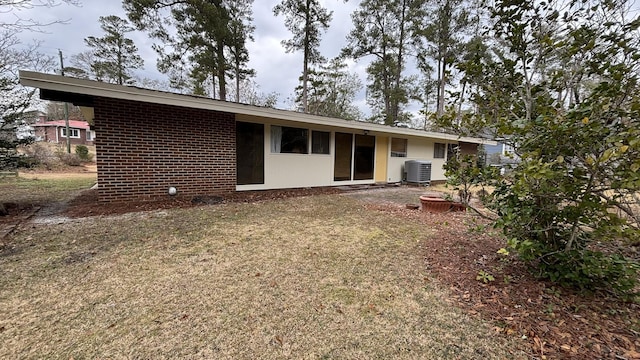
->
[[405, 160, 432, 185]]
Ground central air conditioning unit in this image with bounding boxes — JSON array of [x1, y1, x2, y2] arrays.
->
[[405, 160, 432, 185]]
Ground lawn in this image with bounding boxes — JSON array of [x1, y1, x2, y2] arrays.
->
[[0, 180, 523, 358], [0, 174, 96, 204]]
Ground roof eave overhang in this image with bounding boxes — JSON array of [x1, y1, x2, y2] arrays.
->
[[19, 70, 496, 145]]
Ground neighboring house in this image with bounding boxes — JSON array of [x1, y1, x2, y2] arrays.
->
[[31, 116, 95, 145], [20, 71, 495, 203], [485, 141, 518, 162], [484, 140, 519, 174]]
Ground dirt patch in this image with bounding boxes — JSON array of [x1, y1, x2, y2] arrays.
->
[[19, 164, 96, 180], [62, 187, 347, 218], [0, 203, 39, 240]]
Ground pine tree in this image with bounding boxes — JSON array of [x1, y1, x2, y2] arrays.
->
[[299, 57, 363, 120], [273, 0, 332, 113], [343, 0, 421, 125], [413, 0, 470, 118], [124, 0, 255, 101], [84, 15, 144, 85]]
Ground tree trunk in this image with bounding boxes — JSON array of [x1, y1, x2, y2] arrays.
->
[[302, 0, 311, 113], [235, 63, 240, 103], [437, 57, 446, 117], [392, 0, 408, 125], [217, 39, 226, 101]]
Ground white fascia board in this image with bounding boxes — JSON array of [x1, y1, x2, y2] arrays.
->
[[20, 70, 496, 145]]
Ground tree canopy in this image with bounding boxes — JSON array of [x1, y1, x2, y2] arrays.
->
[[123, 0, 255, 101], [273, 0, 332, 113], [84, 15, 144, 85], [442, 0, 640, 295]]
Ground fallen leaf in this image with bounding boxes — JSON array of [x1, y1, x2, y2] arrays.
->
[[624, 350, 640, 359]]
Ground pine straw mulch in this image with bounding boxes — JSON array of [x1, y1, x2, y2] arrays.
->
[[60, 188, 640, 359], [363, 203, 640, 360]]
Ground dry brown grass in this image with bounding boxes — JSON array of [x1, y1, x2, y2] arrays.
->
[[0, 194, 524, 359], [0, 176, 96, 204]]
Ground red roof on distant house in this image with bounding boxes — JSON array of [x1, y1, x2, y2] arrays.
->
[[32, 120, 90, 129]]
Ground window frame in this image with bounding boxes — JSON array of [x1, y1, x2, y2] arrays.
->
[[311, 130, 330, 155], [61, 128, 80, 139], [390, 138, 408, 158], [271, 125, 309, 154], [434, 142, 446, 159]]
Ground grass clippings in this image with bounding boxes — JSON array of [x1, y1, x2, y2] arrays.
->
[[0, 194, 523, 359]]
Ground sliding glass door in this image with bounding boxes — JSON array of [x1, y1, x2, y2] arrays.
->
[[334, 132, 375, 181]]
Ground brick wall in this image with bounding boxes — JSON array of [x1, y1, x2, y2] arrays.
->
[[94, 97, 236, 202]]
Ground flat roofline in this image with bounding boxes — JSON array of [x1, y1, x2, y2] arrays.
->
[[19, 70, 496, 145]]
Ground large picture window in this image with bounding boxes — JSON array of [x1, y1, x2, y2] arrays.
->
[[311, 131, 330, 154], [434, 143, 446, 159], [390, 138, 407, 157], [271, 125, 308, 154]]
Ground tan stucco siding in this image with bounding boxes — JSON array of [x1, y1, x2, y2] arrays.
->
[[375, 136, 388, 182], [387, 137, 454, 183], [236, 114, 376, 191]]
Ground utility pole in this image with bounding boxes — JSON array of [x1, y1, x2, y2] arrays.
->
[[59, 49, 71, 154]]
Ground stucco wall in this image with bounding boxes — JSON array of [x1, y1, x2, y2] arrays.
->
[[386, 137, 452, 183], [236, 114, 376, 191]]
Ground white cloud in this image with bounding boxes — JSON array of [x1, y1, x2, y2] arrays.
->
[[9, 0, 375, 114]]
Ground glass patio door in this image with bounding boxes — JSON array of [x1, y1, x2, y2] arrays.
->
[[334, 132, 375, 181]]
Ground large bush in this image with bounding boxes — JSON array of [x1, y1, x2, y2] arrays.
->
[[443, 0, 640, 296]]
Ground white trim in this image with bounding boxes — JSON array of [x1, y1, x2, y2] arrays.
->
[[19, 70, 496, 146], [60, 127, 80, 139]]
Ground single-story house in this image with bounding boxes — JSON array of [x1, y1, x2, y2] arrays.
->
[[19, 70, 495, 203], [32, 116, 95, 145]]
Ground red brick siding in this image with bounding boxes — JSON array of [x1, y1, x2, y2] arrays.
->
[[35, 126, 93, 145], [93, 97, 236, 202]]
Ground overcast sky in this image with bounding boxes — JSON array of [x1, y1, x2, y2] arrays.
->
[[6, 0, 373, 113]]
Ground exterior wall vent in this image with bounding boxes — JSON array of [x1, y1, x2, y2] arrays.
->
[[405, 160, 432, 185]]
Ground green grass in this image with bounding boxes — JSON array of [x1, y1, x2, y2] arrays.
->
[[0, 193, 525, 359], [0, 176, 95, 204]]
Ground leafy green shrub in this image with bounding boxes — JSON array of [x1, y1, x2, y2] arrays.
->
[[75, 145, 93, 161], [537, 250, 639, 296]]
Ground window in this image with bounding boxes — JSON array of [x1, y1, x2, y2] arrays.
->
[[434, 143, 446, 159], [237, 122, 264, 185], [311, 131, 330, 154], [271, 125, 308, 154], [61, 128, 80, 138], [86, 130, 94, 141], [390, 138, 407, 157]]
